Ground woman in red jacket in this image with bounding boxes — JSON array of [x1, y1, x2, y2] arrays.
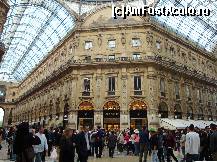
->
[[124, 132, 130, 155]]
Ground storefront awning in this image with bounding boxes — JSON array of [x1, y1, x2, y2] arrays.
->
[[160, 118, 217, 130]]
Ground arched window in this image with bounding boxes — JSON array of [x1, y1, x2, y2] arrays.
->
[[0, 108, 4, 127], [187, 106, 194, 119], [174, 104, 182, 119], [208, 109, 213, 121], [160, 78, 166, 97], [158, 102, 168, 118], [198, 107, 204, 120]]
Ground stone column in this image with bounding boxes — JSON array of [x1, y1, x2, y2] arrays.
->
[[95, 75, 103, 127], [147, 67, 160, 129], [68, 75, 78, 129], [120, 72, 129, 130]]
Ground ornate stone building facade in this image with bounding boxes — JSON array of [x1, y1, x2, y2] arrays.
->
[[3, 7, 217, 129]]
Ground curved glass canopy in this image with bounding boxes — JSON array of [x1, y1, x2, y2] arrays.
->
[[153, 0, 217, 53], [0, 0, 76, 82]]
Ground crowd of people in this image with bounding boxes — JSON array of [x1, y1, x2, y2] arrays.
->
[[0, 123, 217, 162]]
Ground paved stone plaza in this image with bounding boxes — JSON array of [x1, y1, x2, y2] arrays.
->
[[0, 141, 139, 162], [0, 140, 183, 162]]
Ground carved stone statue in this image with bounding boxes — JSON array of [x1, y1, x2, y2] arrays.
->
[[97, 34, 102, 46], [73, 34, 79, 48], [121, 33, 126, 45], [165, 39, 168, 52], [146, 31, 153, 46]]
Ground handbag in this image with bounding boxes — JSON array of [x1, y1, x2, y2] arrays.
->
[[24, 146, 35, 160], [50, 147, 57, 160]]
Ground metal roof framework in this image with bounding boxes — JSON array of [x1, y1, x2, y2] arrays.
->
[[0, 0, 216, 82], [0, 0, 76, 82]]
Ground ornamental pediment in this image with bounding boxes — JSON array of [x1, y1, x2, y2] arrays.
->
[[81, 7, 144, 28]]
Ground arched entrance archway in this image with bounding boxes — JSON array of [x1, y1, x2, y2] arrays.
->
[[103, 101, 120, 130], [158, 102, 168, 118], [129, 100, 147, 129], [187, 106, 194, 119], [0, 107, 4, 127], [198, 107, 204, 120], [174, 104, 182, 119], [208, 109, 213, 121], [78, 101, 94, 130]]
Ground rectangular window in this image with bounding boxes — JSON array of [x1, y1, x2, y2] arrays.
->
[[108, 55, 115, 61], [160, 78, 165, 97], [186, 85, 191, 99], [197, 89, 200, 99], [132, 38, 141, 47], [108, 77, 115, 95], [174, 82, 180, 99], [170, 47, 175, 55], [108, 40, 116, 48], [132, 53, 141, 60], [84, 78, 90, 91], [134, 76, 141, 90], [84, 41, 93, 50], [84, 56, 91, 62], [134, 76, 142, 95], [83, 78, 90, 96], [156, 41, 161, 49]]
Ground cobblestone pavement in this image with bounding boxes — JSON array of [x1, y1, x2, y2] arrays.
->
[[0, 141, 182, 162]]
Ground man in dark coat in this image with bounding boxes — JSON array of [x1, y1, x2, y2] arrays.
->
[[14, 122, 41, 162], [94, 126, 104, 158], [75, 126, 90, 162], [108, 131, 117, 158], [139, 126, 150, 162]]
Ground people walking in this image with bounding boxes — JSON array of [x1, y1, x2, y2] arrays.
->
[[75, 126, 91, 162], [14, 122, 41, 162], [185, 124, 200, 162], [210, 123, 217, 161], [107, 131, 117, 158], [157, 128, 165, 162], [94, 126, 104, 158], [150, 128, 158, 162], [139, 126, 150, 162], [133, 129, 140, 156], [165, 130, 178, 162], [59, 128, 75, 162], [180, 130, 186, 162], [34, 126, 48, 162]]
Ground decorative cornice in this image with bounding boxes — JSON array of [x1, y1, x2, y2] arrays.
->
[[14, 55, 217, 103]]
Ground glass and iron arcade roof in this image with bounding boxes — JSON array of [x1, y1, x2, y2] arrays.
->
[[153, 0, 217, 53], [0, 0, 217, 82], [0, 0, 76, 82]]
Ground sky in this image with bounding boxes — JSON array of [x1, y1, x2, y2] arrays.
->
[[0, 108, 4, 122]]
